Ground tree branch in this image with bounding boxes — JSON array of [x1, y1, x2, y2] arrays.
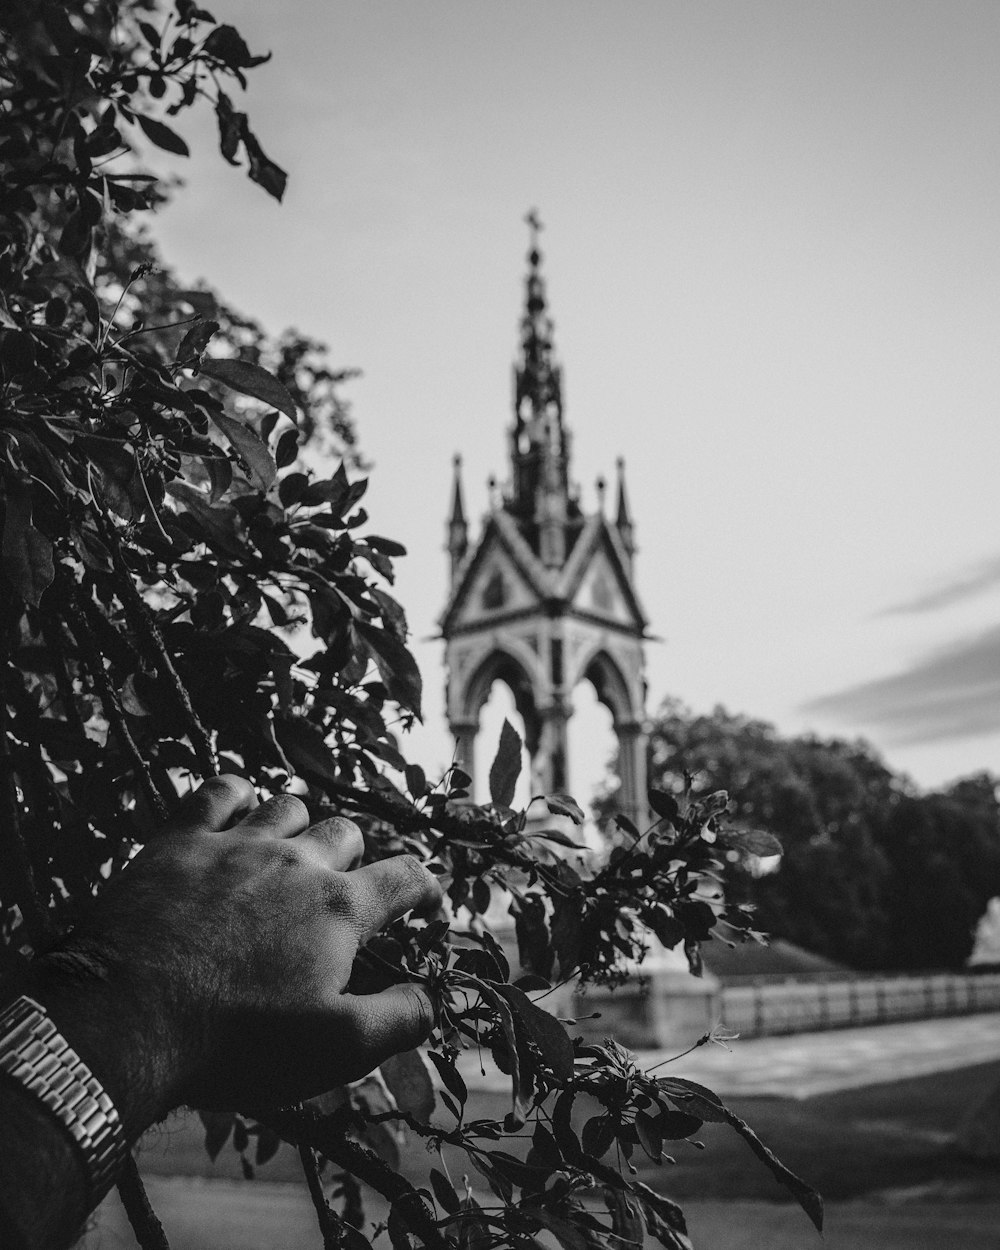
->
[[117, 1155, 171, 1250], [263, 1105, 450, 1250]]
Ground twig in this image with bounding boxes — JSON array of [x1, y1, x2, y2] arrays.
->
[[298, 1139, 345, 1250], [96, 511, 218, 778], [117, 1156, 171, 1250], [64, 585, 167, 822], [263, 1105, 449, 1250], [0, 661, 52, 948]]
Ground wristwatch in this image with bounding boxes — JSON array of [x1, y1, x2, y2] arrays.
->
[[0, 995, 128, 1205]]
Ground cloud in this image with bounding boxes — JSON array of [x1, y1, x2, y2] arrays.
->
[[880, 555, 1000, 616], [803, 623, 1000, 745]]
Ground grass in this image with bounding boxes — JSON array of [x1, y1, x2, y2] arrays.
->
[[139, 1061, 1000, 1204]]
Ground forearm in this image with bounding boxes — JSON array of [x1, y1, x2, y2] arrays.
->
[[0, 953, 182, 1250], [0, 1078, 88, 1250]]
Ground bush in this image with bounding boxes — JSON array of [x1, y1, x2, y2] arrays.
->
[[0, 4, 820, 1245]]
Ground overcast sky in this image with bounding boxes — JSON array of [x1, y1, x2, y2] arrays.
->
[[150, 0, 1000, 796]]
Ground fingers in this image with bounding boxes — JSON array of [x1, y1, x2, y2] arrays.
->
[[333, 984, 435, 1080], [233, 792, 310, 840], [296, 816, 364, 871], [168, 774, 258, 834], [346, 856, 443, 944]]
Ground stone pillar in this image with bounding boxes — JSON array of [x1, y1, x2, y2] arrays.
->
[[616, 720, 648, 829], [537, 699, 571, 794]]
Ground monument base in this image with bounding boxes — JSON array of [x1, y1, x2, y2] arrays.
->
[[571, 967, 721, 1051]]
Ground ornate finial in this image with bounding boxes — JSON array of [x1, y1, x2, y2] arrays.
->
[[596, 475, 606, 512], [525, 207, 544, 249], [447, 452, 468, 570], [615, 457, 636, 557]]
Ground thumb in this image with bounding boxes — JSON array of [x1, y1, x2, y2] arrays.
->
[[334, 983, 435, 1079]]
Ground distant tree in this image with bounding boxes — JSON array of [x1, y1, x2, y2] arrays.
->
[[644, 701, 1000, 970], [876, 776, 1000, 969]]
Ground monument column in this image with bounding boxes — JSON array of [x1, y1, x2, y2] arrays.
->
[[616, 721, 648, 829], [450, 719, 478, 791]]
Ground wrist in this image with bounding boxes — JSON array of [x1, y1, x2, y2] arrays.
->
[[20, 942, 188, 1141]]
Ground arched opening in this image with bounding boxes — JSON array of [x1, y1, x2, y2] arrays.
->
[[475, 681, 533, 809], [568, 679, 618, 816]]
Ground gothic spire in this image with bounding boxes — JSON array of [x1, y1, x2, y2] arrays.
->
[[515, 209, 562, 421], [509, 210, 571, 567], [447, 453, 468, 575], [615, 456, 636, 561]]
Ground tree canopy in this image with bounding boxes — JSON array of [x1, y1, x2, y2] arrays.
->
[[645, 700, 1000, 971]]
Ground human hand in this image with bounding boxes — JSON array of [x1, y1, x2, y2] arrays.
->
[[27, 775, 443, 1132]]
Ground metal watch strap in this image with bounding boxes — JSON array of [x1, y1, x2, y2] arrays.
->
[[0, 995, 128, 1205]]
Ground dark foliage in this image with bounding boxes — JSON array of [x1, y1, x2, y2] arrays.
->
[[644, 700, 1000, 971], [0, 5, 821, 1246]]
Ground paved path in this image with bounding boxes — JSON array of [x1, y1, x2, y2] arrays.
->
[[460, 1011, 1000, 1099], [85, 1178, 1000, 1250]]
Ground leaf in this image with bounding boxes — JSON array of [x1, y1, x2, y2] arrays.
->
[[648, 789, 680, 823], [121, 674, 151, 717], [604, 1188, 644, 1250], [404, 763, 426, 799], [209, 409, 277, 489], [255, 1126, 282, 1166], [532, 828, 584, 850], [614, 812, 640, 838], [199, 1110, 235, 1161], [551, 893, 583, 975], [489, 718, 522, 808], [380, 1049, 434, 1122], [513, 893, 553, 980], [2, 479, 54, 607], [581, 1114, 616, 1158], [514, 973, 551, 991], [635, 1110, 663, 1162], [365, 534, 407, 557], [472, 980, 528, 1127], [135, 112, 190, 156], [717, 827, 783, 858], [203, 23, 270, 68], [496, 983, 574, 1081], [634, 1183, 693, 1250], [426, 1049, 468, 1108], [243, 126, 288, 202], [546, 794, 585, 823], [524, 1207, 606, 1250], [644, 907, 685, 950], [273, 716, 338, 787], [657, 1077, 729, 1122], [198, 357, 297, 418], [354, 620, 422, 719], [658, 1109, 704, 1140], [215, 90, 245, 163], [176, 318, 219, 365], [429, 1168, 461, 1215]]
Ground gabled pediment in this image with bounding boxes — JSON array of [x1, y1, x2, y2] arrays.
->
[[557, 517, 647, 632], [440, 515, 551, 633]]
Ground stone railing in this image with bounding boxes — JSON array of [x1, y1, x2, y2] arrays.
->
[[719, 971, 1000, 1039], [572, 968, 1000, 1050]]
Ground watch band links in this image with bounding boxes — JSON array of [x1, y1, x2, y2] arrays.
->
[[0, 995, 128, 1205]]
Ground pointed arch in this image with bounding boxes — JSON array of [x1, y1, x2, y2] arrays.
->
[[580, 648, 641, 727], [461, 646, 542, 756]]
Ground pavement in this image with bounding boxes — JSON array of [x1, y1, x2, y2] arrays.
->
[[84, 1178, 1000, 1250], [459, 1010, 1000, 1099], [80, 1013, 1000, 1250]]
